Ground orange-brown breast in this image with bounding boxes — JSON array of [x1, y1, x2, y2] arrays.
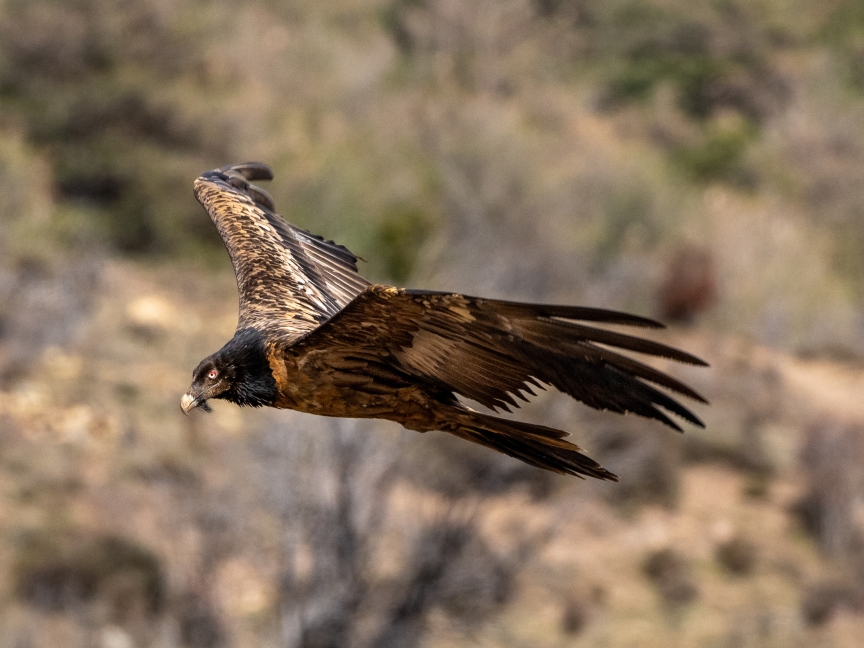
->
[[266, 341, 439, 427]]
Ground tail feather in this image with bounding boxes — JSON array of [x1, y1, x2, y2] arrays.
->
[[440, 410, 618, 481]]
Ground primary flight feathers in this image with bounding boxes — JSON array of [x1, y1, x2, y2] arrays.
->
[[183, 163, 708, 481]]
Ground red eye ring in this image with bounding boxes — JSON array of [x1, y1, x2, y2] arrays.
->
[[207, 370, 218, 380]]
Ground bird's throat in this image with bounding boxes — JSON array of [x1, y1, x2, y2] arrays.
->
[[217, 328, 278, 408]]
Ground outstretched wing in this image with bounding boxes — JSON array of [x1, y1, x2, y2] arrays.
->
[[295, 286, 708, 431], [194, 162, 369, 339]]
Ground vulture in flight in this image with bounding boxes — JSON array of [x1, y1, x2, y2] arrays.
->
[[182, 163, 707, 481]]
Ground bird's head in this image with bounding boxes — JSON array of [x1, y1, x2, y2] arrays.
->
[[181, 355, 236, 414], [181, 328, 277, 414]]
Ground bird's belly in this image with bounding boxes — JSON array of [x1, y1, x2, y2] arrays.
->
[[267, 349, 434, 422], [273, 380, 403, 418]]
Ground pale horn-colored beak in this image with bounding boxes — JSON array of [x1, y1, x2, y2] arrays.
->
[[180, 392, 199, 415]]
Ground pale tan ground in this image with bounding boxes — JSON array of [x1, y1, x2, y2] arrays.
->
[[1, 260, 863, 647]]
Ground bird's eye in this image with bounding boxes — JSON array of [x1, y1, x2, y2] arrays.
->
[[207, 370, 218, 380]]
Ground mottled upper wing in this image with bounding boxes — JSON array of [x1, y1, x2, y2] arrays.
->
[[294, 286, 708, 431], [194, 163, 370, 339]]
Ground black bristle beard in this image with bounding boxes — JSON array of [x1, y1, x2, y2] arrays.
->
[[215, 328, 277, 408]]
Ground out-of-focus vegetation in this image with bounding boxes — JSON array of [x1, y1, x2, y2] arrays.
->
[[2, 0, 864, 646], [3, 0, 864, 348]]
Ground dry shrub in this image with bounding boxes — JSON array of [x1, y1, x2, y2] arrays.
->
[[0, 0, 208, 253], [0, 132, 103, 386], [588, 417, 682, 510], [774, 73, 864, 293], [370, 518, 523, 648], [801, 579, 864, 627], [716, 535, 758, 577], [589, 0, 793, 123], [388, 0, 540, 94], [253, 417, 549, 648], [701, 187, 862, 355], [642, 548, 699, 608], [681, 348, 784, 477], [561, 596, 590, 636], [175, 591, 226, 648], [0, 255, 102, 386], [793, 420, 864, 563], [560, 585, 605, 637], [13, 531, 164, 620]]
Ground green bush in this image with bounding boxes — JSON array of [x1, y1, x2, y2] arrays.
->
[[373, 203, 437, 282], [670, 119, 758, 184]]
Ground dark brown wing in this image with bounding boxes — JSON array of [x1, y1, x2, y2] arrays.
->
[[194, 163, 369, 340], [295, 286, 708, 431]]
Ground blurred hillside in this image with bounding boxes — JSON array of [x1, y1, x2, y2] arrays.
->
[[2, 0, 864, 647]]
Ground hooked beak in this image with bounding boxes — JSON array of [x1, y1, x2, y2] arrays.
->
[[181, 390, 204, 415]]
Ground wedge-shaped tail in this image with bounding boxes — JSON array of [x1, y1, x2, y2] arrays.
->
[[439, 408, 619, 480]]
